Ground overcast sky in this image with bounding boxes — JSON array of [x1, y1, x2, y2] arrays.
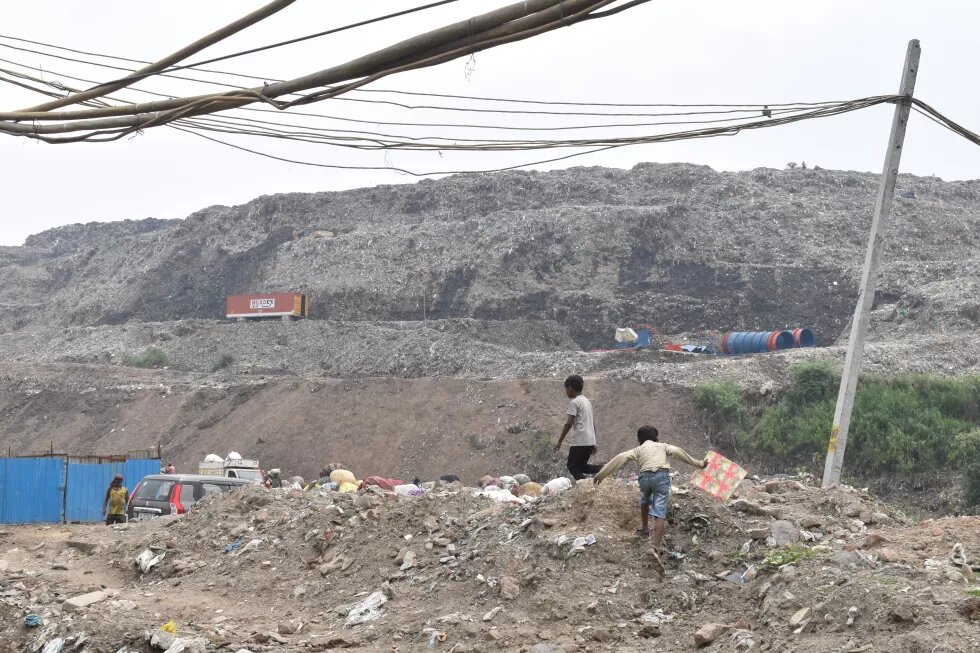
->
[[2, 0, 977, 246]]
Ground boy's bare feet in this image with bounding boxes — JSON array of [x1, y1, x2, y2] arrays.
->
[[636, 528, 650, 536]]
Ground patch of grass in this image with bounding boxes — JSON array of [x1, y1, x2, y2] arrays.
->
[[694, 362, 980, 509], [122, 347, 168, 369], [211, 353, 235, 372], [967, 588, 980, 598], [692, 381, 749, 452], [528, 428, 556, 462], [762, 545, 813, 571], [952, 429, 980, 507]]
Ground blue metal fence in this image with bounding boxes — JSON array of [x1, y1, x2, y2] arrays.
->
[[0, 451, 160, 524], [0, 457, 67, 524]]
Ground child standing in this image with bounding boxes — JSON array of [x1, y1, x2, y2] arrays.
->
[[594, 426, 706, 553], [553, 375, 604, 480]]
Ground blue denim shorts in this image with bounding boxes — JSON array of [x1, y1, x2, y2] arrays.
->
[[638, 469, 671, 519]]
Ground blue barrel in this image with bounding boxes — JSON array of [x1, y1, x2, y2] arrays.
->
[[722, 330, 796, 355]]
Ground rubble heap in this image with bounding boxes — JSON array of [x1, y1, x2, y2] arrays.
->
[[2, 474, 979, 652]]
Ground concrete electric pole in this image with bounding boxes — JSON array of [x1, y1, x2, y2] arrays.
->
[[821, 39, 921, 487]]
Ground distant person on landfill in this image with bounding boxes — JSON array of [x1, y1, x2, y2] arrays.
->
[[165, 462, 176, 474], [102, 474, 128, 526], [553, 374, 604, 480], [593, 426, 706, 557], [265, 469, 283, 489]]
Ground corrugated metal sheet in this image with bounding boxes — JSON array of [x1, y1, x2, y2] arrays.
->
[[0, 457, 65, 524], [1, 454, 160, 524], [65, 460, 123, 523], [125, 458, 161, 490]]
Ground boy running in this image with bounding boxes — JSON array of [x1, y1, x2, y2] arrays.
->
[[553, 375, 604, 480], [594, 426, 706, 553]]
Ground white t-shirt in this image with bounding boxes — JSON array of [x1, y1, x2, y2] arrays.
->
[[566, 395, 596, 447]]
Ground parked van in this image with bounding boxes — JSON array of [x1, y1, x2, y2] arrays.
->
[[127, 474, 251, 521]]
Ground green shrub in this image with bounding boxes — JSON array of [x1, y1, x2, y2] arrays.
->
[[698, 363, 980, 507], [952, 429, 980, 507], [746, 366, 980, 476], [693, 381, 748, 452], [211, 353, 235, 372], [762, 545, 815, 570], [122, 347, 168, 369]]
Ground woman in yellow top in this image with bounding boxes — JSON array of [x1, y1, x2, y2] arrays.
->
[[594, 426, 706, 552], [102, 474, 129, 526]]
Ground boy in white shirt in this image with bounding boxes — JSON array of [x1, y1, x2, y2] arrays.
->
[[553, 375, 604, 480]]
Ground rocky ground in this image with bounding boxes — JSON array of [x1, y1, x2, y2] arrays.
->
[[2, 474, 979, 653], [0, 317, 977, 381]]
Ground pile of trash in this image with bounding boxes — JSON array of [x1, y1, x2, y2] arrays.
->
[[4, 470, 980, 653]]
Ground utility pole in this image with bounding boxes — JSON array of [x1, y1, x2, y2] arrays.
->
[[822, 39, 920, 488]]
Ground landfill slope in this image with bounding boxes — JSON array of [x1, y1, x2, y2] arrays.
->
[[2, 477, 978, 653], [1, 163, 977, 354]]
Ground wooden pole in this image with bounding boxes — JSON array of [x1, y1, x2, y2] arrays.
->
[[821, 39, 920, 488]]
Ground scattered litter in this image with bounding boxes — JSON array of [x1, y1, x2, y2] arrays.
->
[[24, 614, 42, 628], [346, 591, 388, 625], [730, 628, 756, 651], [223, 540, 242, 554], [159, 621, 177, 635], [41, 639, 64, 653], [562, 534, 598, 559], [135, 550, 165, 574], [640, 609, 673, 625], [235, 539, 264, 557], [542, 477, 572, 495]]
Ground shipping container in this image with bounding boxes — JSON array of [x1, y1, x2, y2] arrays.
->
[[226, 293, 309, 321]]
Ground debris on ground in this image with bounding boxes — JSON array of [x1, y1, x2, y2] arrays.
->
[[2, 472, 979, 652]]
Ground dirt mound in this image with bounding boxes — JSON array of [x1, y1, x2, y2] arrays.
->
[[3, 475, 978, 652]]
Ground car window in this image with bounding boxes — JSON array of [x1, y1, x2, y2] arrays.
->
[[201, 483, 227, 496], [136, 479, 175, 501], [179, 483, 195, 506], [235, 469, 263, 482]]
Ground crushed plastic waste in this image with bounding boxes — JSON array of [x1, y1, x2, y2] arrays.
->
[[640, 609, 674, 625], [478, 488, 526, 504], [41, 639, 64, 653], [235, 539, 263, 557], [223, 540, 242, 554], [394, 484, 423, 496], [542, 477, 572, 495], [346, 591, 388, 625], [556, 533, 598, 559], [159, 621, 177, 635], [135, 549, 165, 574], [24, 614, 42, 627]]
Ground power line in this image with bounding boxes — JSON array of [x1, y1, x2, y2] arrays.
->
[[0, 40, 845, 120], [8, 62, 860, 154], [88, 0, 468, 88], [0, 32, 846, 110], [0, 54, 841, 134]]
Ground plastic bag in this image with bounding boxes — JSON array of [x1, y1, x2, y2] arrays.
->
[[542, 477, 572, 495]]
